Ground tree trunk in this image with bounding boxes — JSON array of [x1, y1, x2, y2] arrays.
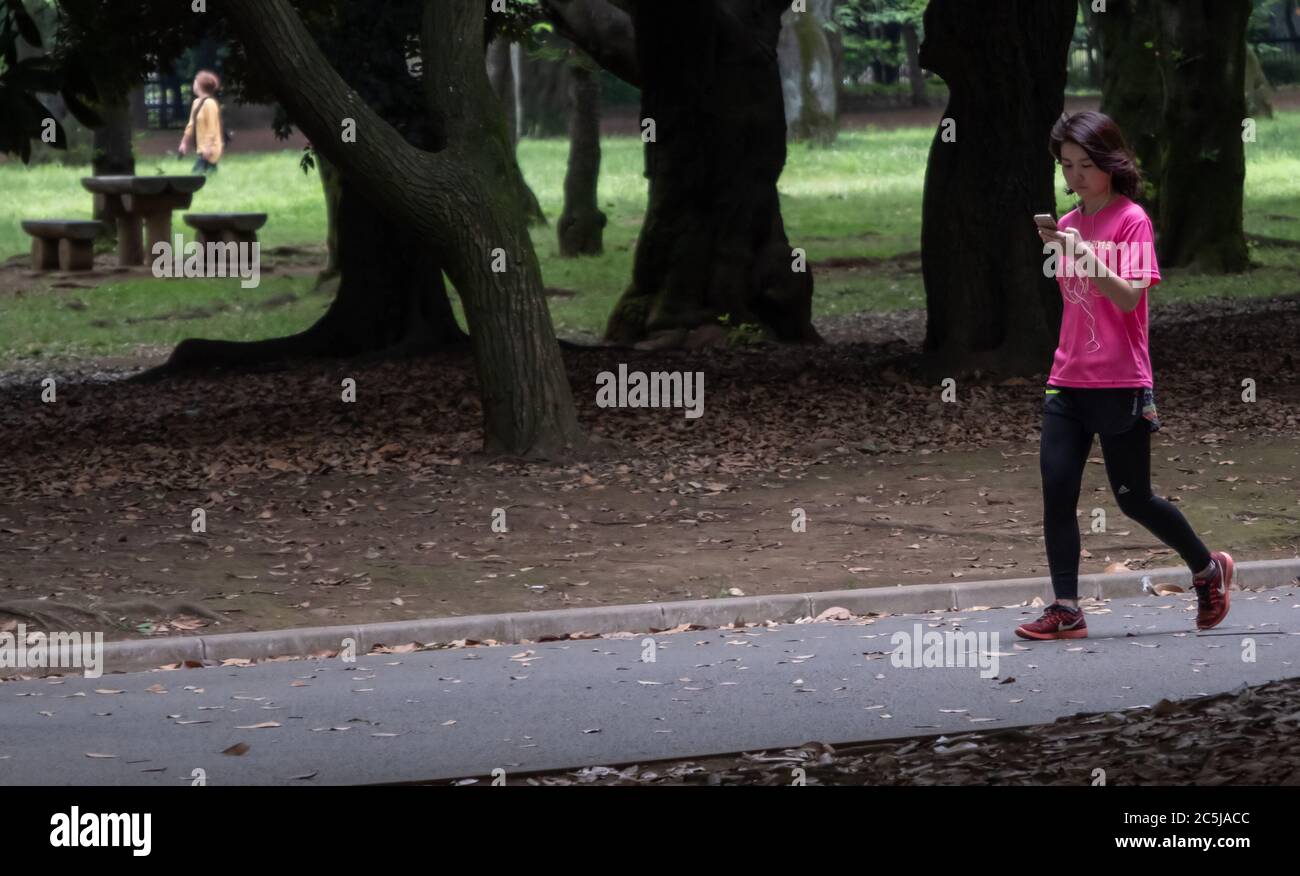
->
[[778, 0, 838, 144], [162, 178, 468, 372], [872, 23, 901, 84], [1100, 0, 1251, 273], [128, 86, 148, 129], [316, 153, 342, 287], [90, 92, 134, 245], [91, 93, 134, 176], [1098, 0, 1163, 216], [157, 2, 464, 370], [487, 37, 547, 225], [1079, 0, 1101, 88], [901, 23, 927, 107], [1245, 44, 1275, 119], [827, 3, 845, 124], [606, 0, 818, 348], [917, 0, 1076, 376], [1152, 0, 1250, 273], [516, 36, 572, 138], [558, 62, 606, 256], [206, 0, 585, 457], [487, 37, 519, 149]]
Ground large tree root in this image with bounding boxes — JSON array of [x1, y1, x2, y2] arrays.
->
[[0, 599, 227, 633], [0, 600, 119, 631], [131, 318, 470, 382], [103, 600, 228, 624]]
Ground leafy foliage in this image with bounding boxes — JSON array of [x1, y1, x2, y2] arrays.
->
[[0, 0, 92, 160], [2, 0, 541, 164], [832, 0, 926, 86]]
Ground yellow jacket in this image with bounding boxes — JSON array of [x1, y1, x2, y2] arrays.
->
[[185, 97, 224, 164]]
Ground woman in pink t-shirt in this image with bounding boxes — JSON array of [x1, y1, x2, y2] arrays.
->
[[1016, 111, 1234, 641]]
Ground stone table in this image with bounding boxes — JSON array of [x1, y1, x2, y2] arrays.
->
[[80, 175, 207, 267]]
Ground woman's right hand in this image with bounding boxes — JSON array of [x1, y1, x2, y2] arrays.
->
[[178, 140, 188, 156], [1037, 226, 1065, 246]]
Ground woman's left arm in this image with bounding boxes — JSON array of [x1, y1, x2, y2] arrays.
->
[[1055, 228, 1143, 313], [1086, 257, 1143, 313]]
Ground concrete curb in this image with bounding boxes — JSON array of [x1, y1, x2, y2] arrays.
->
[[4, 558, 1296, 678]]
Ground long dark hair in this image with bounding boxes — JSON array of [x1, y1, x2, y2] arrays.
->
[[1048, 111, 1144, 201]]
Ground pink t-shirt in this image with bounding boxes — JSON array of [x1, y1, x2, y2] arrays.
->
[[1046, 194, 1161, 388]]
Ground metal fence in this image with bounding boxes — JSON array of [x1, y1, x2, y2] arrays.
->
[[140, 71, 191, 131]]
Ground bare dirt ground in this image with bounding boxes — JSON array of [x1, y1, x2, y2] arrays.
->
[[1, 257, 1297, 640]]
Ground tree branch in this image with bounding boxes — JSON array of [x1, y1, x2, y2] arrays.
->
[[423, 0, 506, 149], [541, 0, 640, 86], [222, 0, 448, 237]]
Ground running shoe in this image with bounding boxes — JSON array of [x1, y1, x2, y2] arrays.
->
[[1015, 602, 1088, 640]]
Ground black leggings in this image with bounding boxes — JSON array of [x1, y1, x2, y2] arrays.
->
[[1040, 386, 1211, 600]]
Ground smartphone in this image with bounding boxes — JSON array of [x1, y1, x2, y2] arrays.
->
[[1033, 213, 1059, 231]]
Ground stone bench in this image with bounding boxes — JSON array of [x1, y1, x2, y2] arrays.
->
[[20, 220, 102, 271], [182, 213, 268, 246]]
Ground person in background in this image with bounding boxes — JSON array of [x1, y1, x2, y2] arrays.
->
[[178, 69, 224, 174]]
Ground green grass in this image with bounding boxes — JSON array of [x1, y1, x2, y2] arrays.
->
[[0, 152, 325, 257], [2, 108, 1298, 362], [9, 274, 331, 361]]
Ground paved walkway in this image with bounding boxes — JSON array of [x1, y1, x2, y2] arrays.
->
[[1, 586, 1295, 785]]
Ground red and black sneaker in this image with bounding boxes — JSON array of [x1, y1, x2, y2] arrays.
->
[[1015, 603, 1088, 640], [1193, 550, 1234, 630]]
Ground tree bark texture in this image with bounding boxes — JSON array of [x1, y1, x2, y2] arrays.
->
[[605, 0, 818, 348], [917, 0, 1076, 375], [558, 61, 606, 256]]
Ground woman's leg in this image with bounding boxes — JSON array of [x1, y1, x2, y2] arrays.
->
[[1098, 422, 1213, 574], [1040, 406, 1094, 601]]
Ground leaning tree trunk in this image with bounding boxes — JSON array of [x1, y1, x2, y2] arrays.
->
[[606, 0, 818, 348], [1098, 0, 1163, 217], [217, 0, 583, 457], [1153, 0, 1250, 273], [778, 0, 838, 144], [161, 178, 467, 372], [153, 1, 468, 375], [901, 24, 927, 108], [558, 61, 607, 256], [917, 0, 1076, 377]]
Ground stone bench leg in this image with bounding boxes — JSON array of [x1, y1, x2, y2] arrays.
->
[[31, 237, 59, 271], [116, 215, 145, 266], [144, 211, 173, 258], [58, 238, 95, 271]]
